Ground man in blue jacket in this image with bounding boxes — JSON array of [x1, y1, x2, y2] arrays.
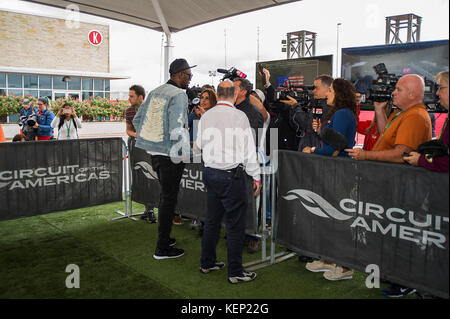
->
[[33, 97, 55, 141], [19, 98, 39, 141], [133, 58, 195, 260]]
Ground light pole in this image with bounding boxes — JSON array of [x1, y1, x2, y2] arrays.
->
[[336, 22, 342, 78], [209, 71, 216, 87]]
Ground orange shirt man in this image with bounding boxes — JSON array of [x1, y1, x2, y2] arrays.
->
[[346, 74, 432, 163]]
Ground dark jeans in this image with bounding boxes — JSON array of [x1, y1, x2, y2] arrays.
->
[[151, 155, 185, 250], [201, 167, 247, 277]]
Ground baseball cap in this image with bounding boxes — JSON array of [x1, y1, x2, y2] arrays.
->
[[169, 58, 197, 75], [252, 89, 265, 103], [22, 98, 30, 106]]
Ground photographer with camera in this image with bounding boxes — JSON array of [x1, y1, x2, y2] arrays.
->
[[51, 103, 82, 140], [403, 71, 448, 173], [289, 75, 333, 152], [34, 97, 55, 141], [19, 98, 39, 141], [346, 74, 432, 163]]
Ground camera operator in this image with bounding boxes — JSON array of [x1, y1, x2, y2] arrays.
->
[[289, 75, 333, 152], [19, 98, 39, 141], [34, 97, 55, 141]]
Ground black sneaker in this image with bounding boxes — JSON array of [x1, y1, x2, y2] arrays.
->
[[140, 212, 149, 220], [382, 284, 416, 298], [228, 271, 257, 284], [148, 211, 157, 223], [153, 247, 184, 260], [169, 238, 176, 247], [200, 262, 225, 274]]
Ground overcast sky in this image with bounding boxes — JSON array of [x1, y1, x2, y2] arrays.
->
[[1, 0, 449, 94]]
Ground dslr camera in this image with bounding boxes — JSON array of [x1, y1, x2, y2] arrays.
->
[[366, 63, 400, 103]]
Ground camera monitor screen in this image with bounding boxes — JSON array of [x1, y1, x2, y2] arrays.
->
[[341, 39, 449, 94], [255, 55, 333, 91]]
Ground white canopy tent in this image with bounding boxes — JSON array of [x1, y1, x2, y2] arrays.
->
[[24, 0, 302, 81]]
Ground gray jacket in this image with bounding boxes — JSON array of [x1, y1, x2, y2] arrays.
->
[[133, 82, 190, 158]]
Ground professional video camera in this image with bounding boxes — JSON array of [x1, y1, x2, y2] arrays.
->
[[276, 80, 314, 106], [423, 78, 445, 112], [217, 67, 247, 81], [366, 63, 401, 103]]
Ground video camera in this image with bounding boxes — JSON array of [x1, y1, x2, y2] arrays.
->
[[366, 63, 401, 103], [217, 67, 247, 81], [423, 78, 445, 112], [276, 80, 314, 106]]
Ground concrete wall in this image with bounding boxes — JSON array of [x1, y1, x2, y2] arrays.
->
[[0, 10, 109, 73]]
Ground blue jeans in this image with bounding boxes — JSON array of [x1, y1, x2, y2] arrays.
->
[[201, 167, 247, 277]]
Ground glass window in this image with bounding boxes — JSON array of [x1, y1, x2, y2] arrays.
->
[[8, 89, 23, 96], [53, 76, 66, 89], [105, 79, 110, 91], [82, 91, 93, 101], [68, 77, 81, 90], [39, 90, 52, 100], [82, 78, 93, 90], [8, 74, 22, 88], [0, 89, 6, 96], [24, 90, 38, 98], [94, 78, 104, 91], [0, 73, 5, 87], [24, 75, 38, 89], [94, 91, 104, 98], [39, 76, 51, 89]]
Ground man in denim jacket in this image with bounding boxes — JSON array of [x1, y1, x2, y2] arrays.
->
[[133, 58, 195, 260]]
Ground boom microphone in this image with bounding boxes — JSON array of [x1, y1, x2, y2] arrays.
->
[[320, 127, 348, 157], [217, 68, 229, 74]]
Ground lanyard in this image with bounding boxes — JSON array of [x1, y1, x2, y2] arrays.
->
[[373, 110, 402, 149], [216, 101, 234, 108], [439, 116, 448, 140], [65, 120, 72, 137]]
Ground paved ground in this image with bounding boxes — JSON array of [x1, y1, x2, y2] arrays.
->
[[2, 121, 127, 141]]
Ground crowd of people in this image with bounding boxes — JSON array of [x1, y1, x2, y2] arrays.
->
[[1, 58, 447, 295]]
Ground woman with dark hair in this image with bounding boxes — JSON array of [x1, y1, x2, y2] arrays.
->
[[51, 102, 82, 140], [302, 78, 357, 281], [303, 78, 357, 157], [188, 88, 217, 142]]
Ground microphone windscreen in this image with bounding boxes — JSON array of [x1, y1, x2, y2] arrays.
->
[[320, 127, 348, 152]]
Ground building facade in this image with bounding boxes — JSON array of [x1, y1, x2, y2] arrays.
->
[[0, 10, 127, 102]]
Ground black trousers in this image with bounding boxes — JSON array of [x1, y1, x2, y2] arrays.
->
[[201, 166, 247, 277], [151, 155, 185, 250]]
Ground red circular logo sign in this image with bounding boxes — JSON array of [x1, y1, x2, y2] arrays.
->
[[88, 30, 103, 46]]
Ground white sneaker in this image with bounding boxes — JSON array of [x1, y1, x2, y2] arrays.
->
[[305, 260, 336, 273], [323, 266, 354, 281]]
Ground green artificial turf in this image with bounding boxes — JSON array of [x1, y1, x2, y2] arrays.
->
[[0, 202, 409, 299]]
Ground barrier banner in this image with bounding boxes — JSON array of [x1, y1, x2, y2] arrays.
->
[[274, 150, 449, 298], [0, 138, 123, 221], [130, 141, 258, 234]]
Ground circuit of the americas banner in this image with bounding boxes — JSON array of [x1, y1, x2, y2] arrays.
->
[[274, 150, 449, 299], [129, 140, 258, 234], [0, 138, 123, 221]]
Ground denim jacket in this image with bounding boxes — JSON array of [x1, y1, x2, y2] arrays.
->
[[133, 83, 191, 158], [37, 109, 55, 138]]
